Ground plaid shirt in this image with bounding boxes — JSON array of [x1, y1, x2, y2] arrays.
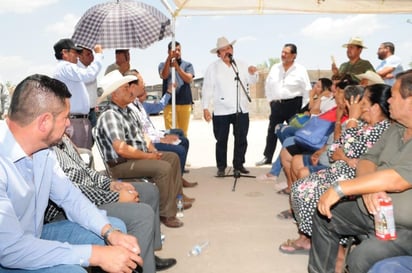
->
[[94, 102, 147, 162], [44, 135, 119, 223]]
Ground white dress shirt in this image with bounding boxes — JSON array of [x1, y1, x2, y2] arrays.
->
[[265, 62, 312, 107], [53, 53, 103, 114]]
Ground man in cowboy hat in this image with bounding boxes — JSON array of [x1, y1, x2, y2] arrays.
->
[[94, 70, 194, 228], [331, 37, 375, 79], [202, 36, 258, 177]]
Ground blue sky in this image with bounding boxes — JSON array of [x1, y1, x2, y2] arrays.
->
[[0, 0, 411, 86]]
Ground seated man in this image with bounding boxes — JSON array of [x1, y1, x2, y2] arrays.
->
[[94, 70, 194, 228], [45, 135, 177, 273], [309, 70, 412, 273], [125, 69, 197, 187], [0, 74, 141, 273]]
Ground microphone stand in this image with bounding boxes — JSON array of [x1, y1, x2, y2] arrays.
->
[[225, 55, 255, 191]]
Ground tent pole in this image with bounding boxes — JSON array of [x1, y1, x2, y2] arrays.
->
[[171, 17, 176, 129], [161, 0, 176, 129]]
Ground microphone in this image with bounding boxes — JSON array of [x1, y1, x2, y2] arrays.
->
[[227, 53, 236, 66]]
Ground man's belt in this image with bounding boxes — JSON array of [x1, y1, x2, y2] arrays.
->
[[69, 114, 89, 119], [272, 96, 302, 103], [106, 157, 127, 168]]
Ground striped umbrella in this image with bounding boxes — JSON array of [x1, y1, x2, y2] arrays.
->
[[72, 0, 172, 49]]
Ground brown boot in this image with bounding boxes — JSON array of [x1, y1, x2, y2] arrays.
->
[[160, 216, 184, 228], [182, 193, 195, 204], [182, 177, 198, 188]]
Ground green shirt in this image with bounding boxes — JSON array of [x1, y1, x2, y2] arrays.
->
[[360, 122, 412, 228], [339, 59, 375, 78]]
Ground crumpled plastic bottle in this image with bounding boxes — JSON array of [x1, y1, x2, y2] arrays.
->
[[188, 241, 209, 256]]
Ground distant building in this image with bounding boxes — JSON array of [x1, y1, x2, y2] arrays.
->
[[146, 69, 332, 101]]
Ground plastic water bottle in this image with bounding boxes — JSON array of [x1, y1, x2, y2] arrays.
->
[[188, 241, 209, 256], [176, 194, 184, 218]]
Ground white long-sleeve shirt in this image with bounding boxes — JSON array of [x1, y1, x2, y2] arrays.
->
[[202, 58, 258, 116]]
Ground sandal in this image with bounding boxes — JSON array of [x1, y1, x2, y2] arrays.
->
[[277, 209, 294, 220], [279, 239, 310, 255], [277, 188, 290, 195]]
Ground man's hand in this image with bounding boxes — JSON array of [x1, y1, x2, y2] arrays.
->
[[203, 109, 212, 122], [118, 189, 140, 203], [94, 44, 103, 54], [317, 187, 341, 219], [160, 134, 179, 144], [362, 192, 389, 215], [331, 62, 339, 75], [110, 181, 135, 192], [91, 244, 142, 273], [146, 151, 162, 160]]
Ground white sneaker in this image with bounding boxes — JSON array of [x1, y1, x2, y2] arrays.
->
[[256, 173, 278, 182]]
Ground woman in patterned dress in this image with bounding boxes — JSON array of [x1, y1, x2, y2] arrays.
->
[[279, 84, 392, 254]]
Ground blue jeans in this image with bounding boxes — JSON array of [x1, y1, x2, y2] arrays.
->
[[276, 124, 299, 143], [269, 136, 295, 176], [368, 256, 412, 273], [157, 129, 189, 173], [0, 217, 126, 273]]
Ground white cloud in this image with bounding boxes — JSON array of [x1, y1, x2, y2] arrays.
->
[[45, 13, 80, 37], [0, 55, 55, 85], [0, 0, 58, 14], [301, 14, 384, 40]]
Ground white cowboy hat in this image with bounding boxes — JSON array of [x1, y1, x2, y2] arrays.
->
[[98, 70, 137, 103], [355, 70, 384, 85], [342, 37, 367, 49], [210, 36, 236, 53]]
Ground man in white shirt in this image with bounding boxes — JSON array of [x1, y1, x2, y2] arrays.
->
[[77, 46, 101, 128], [256, 43, 311, 166], [53, 38, 103, 149], [202, 36, 258, 177], [375, 42, 404, 86]]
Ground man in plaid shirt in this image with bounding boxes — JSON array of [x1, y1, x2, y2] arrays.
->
[[45, 135, 177, 273], [94, 70, 194, 229]]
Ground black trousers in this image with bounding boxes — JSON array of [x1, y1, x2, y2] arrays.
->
[[212, 112, 249, 170], [263, 97, 302, 161]]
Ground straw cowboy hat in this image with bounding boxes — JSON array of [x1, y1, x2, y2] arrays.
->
[[210, 36, 236, 53], [355, 70, 384, 85], [342, 37, 367, 49], [98, 70, 137, 103]]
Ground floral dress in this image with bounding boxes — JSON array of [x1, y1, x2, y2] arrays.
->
[[291, 119, 391, 236]]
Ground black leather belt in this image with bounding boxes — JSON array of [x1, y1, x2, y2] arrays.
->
[[70, 114, 89, 119], [106, 157, 127, 168], [272, 96, 302, 103]]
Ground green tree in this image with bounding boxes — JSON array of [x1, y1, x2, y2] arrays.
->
[[257, 57, 280, 71]]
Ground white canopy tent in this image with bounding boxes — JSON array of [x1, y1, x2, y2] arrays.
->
[[164, 0, 412, 16], [160, 0, 412, 128]]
